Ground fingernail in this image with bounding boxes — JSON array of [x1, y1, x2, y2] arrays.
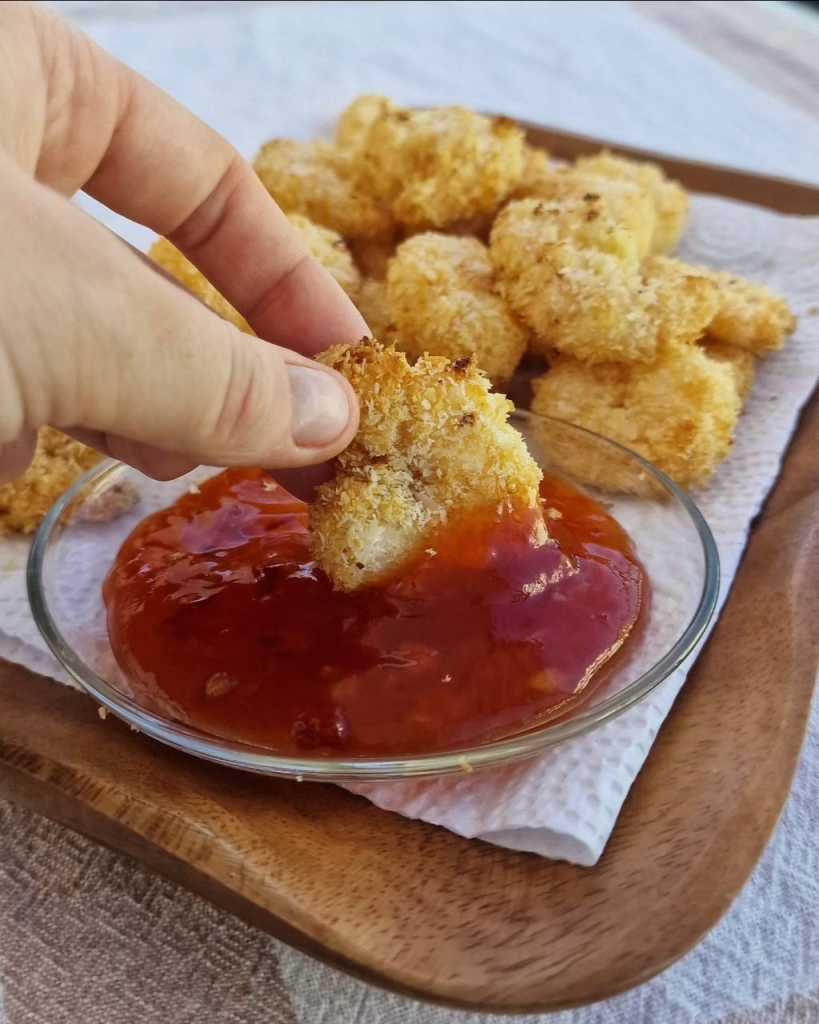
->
[[288, 366, 351, 447]]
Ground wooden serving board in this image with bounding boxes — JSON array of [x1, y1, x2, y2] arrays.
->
[[1, 133, 818, 1014]]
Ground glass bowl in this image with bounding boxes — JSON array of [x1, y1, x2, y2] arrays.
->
[[27, 412, 719, 781]]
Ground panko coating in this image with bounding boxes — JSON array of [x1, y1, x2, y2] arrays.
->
[[700, 341, 756, 403], [519, 166, 658, 261], [574, 151, 689, 254], [645, 256, 721, 346], [700, 269, 796, 354], [386, 233, 529, 384], [354, 106, 525, 231], [528, 416, 666, 499], [253, 138, 392, 240], [310, 341, 543, 590], [286, 213, 361, 299], [336, 93, 396, 154], [511, 143, 557, 199], [490, 199, 716, 363], [530, 345, 741, 488], [0, 428, 101, 534], [490, 196, 646, 361], [355, 277, 396, 342], [149, 238, 253, 333]]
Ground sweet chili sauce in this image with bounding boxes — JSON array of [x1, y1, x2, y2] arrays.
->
[[103, 469, 645, 756]]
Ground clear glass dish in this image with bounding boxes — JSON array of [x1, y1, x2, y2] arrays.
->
[[27, 412, 719, 781]]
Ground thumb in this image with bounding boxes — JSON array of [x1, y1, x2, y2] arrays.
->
[[0, 163, 359, 475]]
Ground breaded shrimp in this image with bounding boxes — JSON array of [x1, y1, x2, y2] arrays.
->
[[699, 269, 796, 354], [149, 238, 253, 333], [354, 106, 525, 231], [511, 143, 557, 199], [286, 213, 361, 299], [574, 151, 689, 254], [386, 233, 529, 384], [646, 256, 721, 346], [336, 93, 396, 154], [0, 428, 101, 534], [355, 277, 396, 342], [490, 197, 647, 361], [254, 138, 392, 240], [518, 166, 658, 260], [490, 199, 716, 363], [530, 344, 741, 488], [310, 341, 543, 590]]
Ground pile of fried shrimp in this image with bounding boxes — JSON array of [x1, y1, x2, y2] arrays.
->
[[2, 95, 796, 557], [199, 94, 796, 492]]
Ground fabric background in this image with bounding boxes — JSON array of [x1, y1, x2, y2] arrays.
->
[[2, 2, 818, 1021]]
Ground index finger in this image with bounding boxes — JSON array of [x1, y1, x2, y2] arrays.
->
[[34, 7, 367, 354]]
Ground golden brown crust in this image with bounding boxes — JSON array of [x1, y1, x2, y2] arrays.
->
[[285, 213, 361, 299], [336, 94, 397, 155], [490, 200, 717, 364], [516, 165, 658, 261], [644, 256, 722, 347], [253, 138, 392, 240], [355, 278, 396, 343], [510, 144, 557, 199], [699, 269, 796, 354], [0, 428, 102, 535], [573, 150, 689, 255], [310, 341, 543, 590], [386, 233, 528, 384], [491, 196, 648, 361], [148, 239, 253, 333], [530, 345, 741, 488], [352, 106, 525, 231]]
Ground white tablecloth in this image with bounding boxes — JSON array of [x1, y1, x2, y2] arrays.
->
[[3, 3, 818, 1022]]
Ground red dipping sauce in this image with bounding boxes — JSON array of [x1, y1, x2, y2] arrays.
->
[[103, 470, 645, 756]]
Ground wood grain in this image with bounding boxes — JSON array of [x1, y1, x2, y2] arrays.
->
[[517, 120, 819, 216], [0, 134, 818, 1011]]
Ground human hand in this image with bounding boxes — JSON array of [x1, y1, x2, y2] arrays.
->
[[0, 2, 365, 486]]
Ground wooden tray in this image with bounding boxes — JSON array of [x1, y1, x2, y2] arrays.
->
[[1, 130, 818, 1014]]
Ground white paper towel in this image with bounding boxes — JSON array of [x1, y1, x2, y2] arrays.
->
[[1, 194, 817, 866]]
